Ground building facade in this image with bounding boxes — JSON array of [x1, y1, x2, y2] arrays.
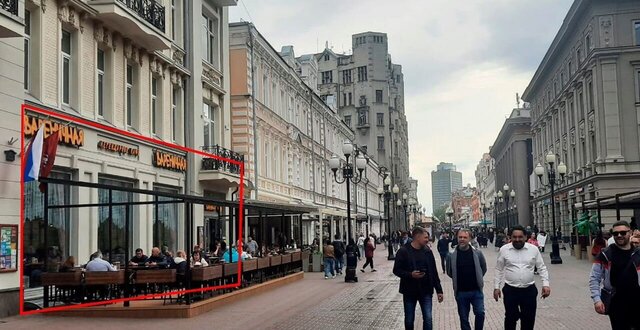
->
[[228, 23, 383, 245], [523, 0, 640, 232], [451, 185, 480, 224], [475, 152, 496, 224], [431, 162, 463, 211], [1, 0, 238, 316], [489, 108, 533, 229]]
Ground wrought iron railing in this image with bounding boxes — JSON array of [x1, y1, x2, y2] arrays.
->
[[201, 145, 244, 175], [0, 0, 18, 16], [118, 0, 165, 32]]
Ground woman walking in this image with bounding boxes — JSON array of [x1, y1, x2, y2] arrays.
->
[[361, 236, 377, 272]]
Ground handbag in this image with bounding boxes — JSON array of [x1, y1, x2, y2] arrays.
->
[[600, 288, 614, 315]]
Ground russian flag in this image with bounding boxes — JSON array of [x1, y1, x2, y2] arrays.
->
[[23, 127, 44, 182]]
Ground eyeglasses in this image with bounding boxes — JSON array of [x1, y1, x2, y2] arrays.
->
[[612, 230, 629, 237]]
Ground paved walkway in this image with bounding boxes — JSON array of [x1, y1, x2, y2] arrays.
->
[[0, 243, 610, 329]]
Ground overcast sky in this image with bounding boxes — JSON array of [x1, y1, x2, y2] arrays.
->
[[230, 0, 574, 214]]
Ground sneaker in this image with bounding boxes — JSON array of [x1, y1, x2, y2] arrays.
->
[[331, 275, 336, 279], [371, 269, 377, 272], [360, 269, 365, 273], [324, 276, 328, 279]]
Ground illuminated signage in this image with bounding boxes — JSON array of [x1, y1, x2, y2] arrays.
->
[[153, 149, 187, 172], [24, 114, 84, 147], [98, 140, 139, 157]]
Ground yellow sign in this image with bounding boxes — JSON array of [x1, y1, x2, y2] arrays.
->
[[24, 115, 84, 147], [98, 140, 139, 157], [153, 149, 187, 172]]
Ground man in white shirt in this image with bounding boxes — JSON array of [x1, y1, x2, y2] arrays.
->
[[494, 225, 550, 330], [85, 251, 117, 272]]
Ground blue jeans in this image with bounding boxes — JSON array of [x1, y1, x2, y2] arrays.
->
[[335, 255, 344, 272], [323, 258, 335, 277], [403, 294, 433, 330], [455, 290, 485, 330]]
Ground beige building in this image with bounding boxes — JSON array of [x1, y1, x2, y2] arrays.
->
[[0, 0, 238, 315], [228, 23, 383, 244], [523, 0, 640, 232], [475, 152, 496, 224]]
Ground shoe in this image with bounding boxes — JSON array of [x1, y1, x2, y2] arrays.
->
[[372, 269, 377, 272], [360, 269, 365, 273], [324, 276, 328, 279], [331, 275, 336, 279]]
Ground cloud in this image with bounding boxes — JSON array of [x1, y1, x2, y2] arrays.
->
[[230, 0, 573, 213]]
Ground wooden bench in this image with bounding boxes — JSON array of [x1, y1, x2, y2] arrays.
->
[[281, 254, 292, 264], [223, 263, 238, 276], [257, 257, 270, 270], [134, 269, 176, 284], [41, 270, 82, 286], [84, 270, 125, 285], [191, 265, 222, 282], [242, 259, 258, 272], [269, 255, 282, 266]]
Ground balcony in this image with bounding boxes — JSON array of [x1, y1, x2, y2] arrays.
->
[[0, 0, 21, 38], [90, 0, 170, 50], [200, 145, 244, 175]]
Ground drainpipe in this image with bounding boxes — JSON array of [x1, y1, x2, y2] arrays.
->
[[249, 23, 259, 199]]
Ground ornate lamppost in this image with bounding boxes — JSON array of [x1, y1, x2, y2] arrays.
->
[[329, 141, 367, 243], [446, 206, 454, 234], [497, 184, 516, 229], [377, 167, 395, 260], [534, 151, 567, 265]]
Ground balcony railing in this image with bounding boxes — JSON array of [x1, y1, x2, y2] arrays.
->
[[201, 145, 244, 175], [118, 0, 165, 32], [1, 0, 18, 16]]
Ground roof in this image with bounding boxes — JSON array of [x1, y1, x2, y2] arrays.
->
[[577, 190, 640, 211]]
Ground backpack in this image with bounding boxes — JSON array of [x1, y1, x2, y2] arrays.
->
[[333, 241, 345, 256]]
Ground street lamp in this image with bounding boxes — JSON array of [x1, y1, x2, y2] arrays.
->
[[329, 141, 367, 243], [482, 201, 489, 231], [497, 184, 516, 229], [377, 167, 395, 260], [534, 151, 567, 265], [446, 206, 454, 233]]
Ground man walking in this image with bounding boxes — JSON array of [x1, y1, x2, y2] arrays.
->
[[332, 234, 346, 275], [437, 232, 451, 274], [494, 225, 550, 330], [393, 227, 444, 330], [589, 221, 640, 329], [446, 229, 487, 330], [357, 233, 365, 261]]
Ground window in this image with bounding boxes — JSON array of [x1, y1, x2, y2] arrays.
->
[[61, 30, 72, 105], [97, 49, 105, 117], [171, 0, 176, 40], [377, 136, 384, 150], [202, 14, 218, 67], [98, 177, 133, 265], [262, 73, 268, 104], [172, 88, 179, 141], [375, 90, 383, 103], [376, 113, 384, 126], [357, 66, 367, 81], [151, 77, 158, 135], [126, 64, 134, 126], [635, 22, 640, 46], [357, 108, 368, 126], [321, 71, 332, 84], [588, 81, 594, 111], [344, 115, 351, 126], [342, 69, 352, 84], [154, 186, 179, 253], [203, 103, 216, 147], [324, 54, 329, 61], [585, 35, 591, 52], [24, 10, 31, 91], [348, 92, 352, 105], [578, 91, 585, 121], [343, 93, 347, 106], [577, 48, 582, 63]]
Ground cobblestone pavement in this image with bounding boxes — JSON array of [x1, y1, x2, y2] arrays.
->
[[0, 243, 611, 330]]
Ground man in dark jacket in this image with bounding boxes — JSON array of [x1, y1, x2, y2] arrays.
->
[[332, 235, 346, 275], [437, 232, 451, 274], [393, 227, 444, 330]]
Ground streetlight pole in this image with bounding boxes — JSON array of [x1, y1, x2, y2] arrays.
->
[[377, 167, 395, 260], [535, 152, 567, 265], [482, 202, 488, 231], [446, 206, 454, 234], [329, 142, 367, 244], [498, 184, 516, 229]]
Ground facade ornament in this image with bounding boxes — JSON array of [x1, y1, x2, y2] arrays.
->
[[172, 48, 185, 66], [93, 23, 103, 42], [123, 39, 132, 59], [41, 0, 46, 12], [79, 13, 87, 33], [138, 51, 144, 67], [599, 16, 613, 47], [57, 5, 67, 22]]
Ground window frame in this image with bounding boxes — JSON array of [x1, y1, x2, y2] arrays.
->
[[635, 21, 640, 46], [377, 136, 385, 150], [357, 66, 367, 82], [376, 113, 384, 126], [172, 88, 179, 142], [126, 63, 134, 127], [321, 71, 332, 84], [61, 29, 72, 106], [24, 9, 31, 91], [203, 102, 216, 147], [151, 76, 158, 135], [375, 90, 383, 103], [342, 69, 352, 84], [96, 48, 105, 118], [202, 13, 219, 68]]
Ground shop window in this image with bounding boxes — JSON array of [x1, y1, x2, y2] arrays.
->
[[98, 178, 133, 265]]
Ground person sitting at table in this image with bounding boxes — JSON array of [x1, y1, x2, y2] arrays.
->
[[217, 241, 228, 259], [146, 247, 169, 268], [240, 249, 252, 260], [191, 251, 209, 267], [59, 256, 76, 272], [223, 245, 239, 263], [171, 250, 188, 273], [129, 248, 148, 266], [85, 251, 117, 272]]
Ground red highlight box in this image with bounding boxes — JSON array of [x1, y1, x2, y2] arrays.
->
[[19, 104, 245, 315]]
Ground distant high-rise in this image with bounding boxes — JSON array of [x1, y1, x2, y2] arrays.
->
[[431, 162, 463, 210]]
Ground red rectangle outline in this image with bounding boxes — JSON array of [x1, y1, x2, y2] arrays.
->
[[19, 104, 244, 315]]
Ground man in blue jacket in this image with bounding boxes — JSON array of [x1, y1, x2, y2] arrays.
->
[[393, 227, 443, 330]]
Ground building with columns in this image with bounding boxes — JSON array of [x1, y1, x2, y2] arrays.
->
[[523, 0, 640, 232], [489, 108, 533, 229]]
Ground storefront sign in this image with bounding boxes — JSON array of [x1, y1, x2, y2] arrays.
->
[[153, 149, 187, 172], [98, 140, 139, 157], [24, 114, 85, 147], [204, 204, 221, 212]]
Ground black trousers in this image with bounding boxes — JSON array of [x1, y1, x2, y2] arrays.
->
[[439, 252, 447, 273], [609, 295, 640, 330], [362, 257, 374, 270], [502, 284, 537, 330]]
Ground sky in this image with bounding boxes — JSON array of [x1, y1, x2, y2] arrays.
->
[[230, 0, 574, 214]]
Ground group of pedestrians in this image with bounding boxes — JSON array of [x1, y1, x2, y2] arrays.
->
[[394, 225, 550, 330], [322, 233, 377, 279]]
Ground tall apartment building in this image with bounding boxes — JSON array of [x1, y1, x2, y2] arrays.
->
[[431, 162, 463, 210], [475, 152, 496, 223], [490, 108, 533, 229], [228, 23, 383, 244], [305, 32, 411, 201], [0, 0, 238, 316], [523, 0, 640, 232]]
